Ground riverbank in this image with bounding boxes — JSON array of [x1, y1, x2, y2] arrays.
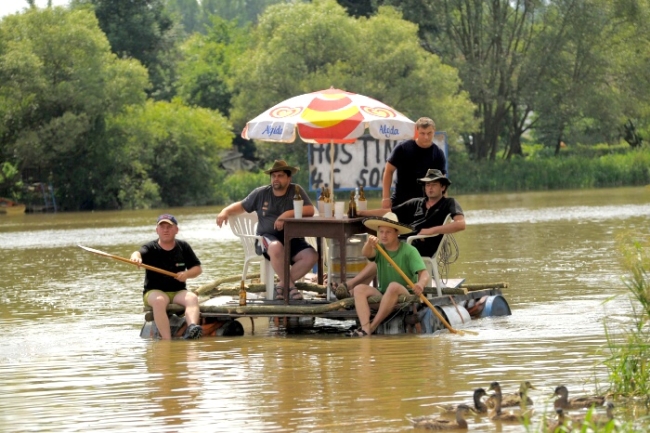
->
[[448, 147, 650, 194]]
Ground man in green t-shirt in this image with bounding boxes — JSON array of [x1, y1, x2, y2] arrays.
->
[[347, 213, 429, 337]]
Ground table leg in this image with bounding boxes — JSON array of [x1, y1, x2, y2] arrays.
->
[[340, 237, 347, 284], [283, 237, 291, 304], [317, 237, 323, 285]]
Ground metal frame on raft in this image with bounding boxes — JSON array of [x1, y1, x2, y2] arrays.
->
[[139, 282, 512, 339]]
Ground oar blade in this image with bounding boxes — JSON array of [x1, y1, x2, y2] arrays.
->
[[78, 244, 112, 257]]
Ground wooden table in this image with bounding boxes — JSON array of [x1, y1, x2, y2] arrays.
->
[[281, 216, 369, 299]]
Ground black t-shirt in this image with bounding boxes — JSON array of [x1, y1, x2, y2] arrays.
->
[[139, 239, 201, 294], [392, 197, 463, 257], [387, 139, 447, 206]]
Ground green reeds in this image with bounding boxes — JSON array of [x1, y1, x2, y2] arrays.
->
[[452, 148, 650, 193], [603, 236, 650, 398]]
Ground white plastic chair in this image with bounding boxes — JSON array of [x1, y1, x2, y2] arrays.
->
[[229, 213, 275, 300], [406, 214, 453, 297]]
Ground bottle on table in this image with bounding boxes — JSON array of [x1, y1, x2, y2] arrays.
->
[[239, 280, 247, 306], [358, 186, 367, 211], [347, 190, 357, 218]]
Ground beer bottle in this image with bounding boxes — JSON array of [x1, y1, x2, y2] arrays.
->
[[294, 185, 302, 201], [347, 190, 357, 218], [358, 186, 367, 211], [239, 280, 247, 306]]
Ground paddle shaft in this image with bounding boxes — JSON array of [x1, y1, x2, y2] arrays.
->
[[78, 245, 179, 278], [374, 243, 475, 336]]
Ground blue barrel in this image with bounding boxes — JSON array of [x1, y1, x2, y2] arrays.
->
[[479, 295, 511, 317]]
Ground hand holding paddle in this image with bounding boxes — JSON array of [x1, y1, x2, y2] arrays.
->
[[78, 245, 179, 278], [374, 243, 477, 336]]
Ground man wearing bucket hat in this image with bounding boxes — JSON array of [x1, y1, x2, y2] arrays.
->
[[345, 213, 429, 337], [216, 160, 317, 301], [130, 214, 203, 340], [381, 117, 447, 209], [334, 169, 464, 300]]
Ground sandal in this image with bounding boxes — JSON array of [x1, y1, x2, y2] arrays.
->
[[345, 328, 368, 337], [333, 282, 350, 300], [274, 285, 286, 300], [289, 287, 303, 300]]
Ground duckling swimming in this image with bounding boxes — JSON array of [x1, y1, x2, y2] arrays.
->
[[410, 404, 471, 430], [553, 385, 606, 410], [487, 381, 535, 409]]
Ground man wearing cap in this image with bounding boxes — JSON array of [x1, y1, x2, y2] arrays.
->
[[130, 214, 203, 340], [346, 213, 429, 337], [216, 160, 318, 300], [381, 117, 447, 209], [335, 169, 464, 300]]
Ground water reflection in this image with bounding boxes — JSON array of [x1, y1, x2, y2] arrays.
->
[[1, 187, 649, 431]]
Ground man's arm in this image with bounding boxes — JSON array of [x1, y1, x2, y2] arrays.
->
[[216, 202, 246, 227], [417, 215, 466, 236], [416, 214, 465, 236], [176, 265, 202, 283], [381, 162, 396, 209], [357, 207, 388, 218], [362, 235, 378, 259], [412, 269, 430, 296]]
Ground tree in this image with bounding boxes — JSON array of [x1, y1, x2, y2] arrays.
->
[[0, 7, 149, 209], [106, 99, 234, 207], [71, 0, 184, 100], [176, 16, 249, 116], [228, 0, 476, 166]]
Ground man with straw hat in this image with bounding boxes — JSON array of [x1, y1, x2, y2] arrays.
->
[[334, 169, 464, 300], [345, 213, 429, 337], [216, 160, 317, 301]]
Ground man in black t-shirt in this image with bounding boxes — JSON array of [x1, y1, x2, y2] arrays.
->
[[381, 117, 447, 209], [216, 160, 318, 301], [131, 214, 203, 340]]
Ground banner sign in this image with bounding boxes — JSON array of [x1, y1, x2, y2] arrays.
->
[[308, 132, 447, 191]]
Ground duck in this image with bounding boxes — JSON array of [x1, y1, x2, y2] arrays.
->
[[558, 402, 616, 428], [433, 388, 488, 415], [553, 385, 606, 410], [486, 381, 535, 409], [410, 404, 471, 430], [544, 408, 568, 432], [487, 382, 534, 422]]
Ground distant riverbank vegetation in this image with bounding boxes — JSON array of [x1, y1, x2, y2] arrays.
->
[[1, 0, 649, 211]]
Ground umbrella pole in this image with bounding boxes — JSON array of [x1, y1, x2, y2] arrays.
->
[[329, 140, 334, 193]]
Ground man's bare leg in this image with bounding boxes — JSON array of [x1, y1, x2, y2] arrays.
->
[[147, 290, 172, 340], [289, 248, 318, 287], [368, 283, 410, 333], [353, 284, 382, 335], [173, 290, 201, 326]]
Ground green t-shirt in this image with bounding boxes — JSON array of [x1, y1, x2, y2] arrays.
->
[[372, 242, 426, 293]]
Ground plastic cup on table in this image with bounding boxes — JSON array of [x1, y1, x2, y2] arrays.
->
[[293, 199, 303, 218], [334, 201, 344, 219], [323, 202, 332, 218]]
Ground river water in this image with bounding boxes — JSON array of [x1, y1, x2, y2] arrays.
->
[[1, 187, 649, 432]]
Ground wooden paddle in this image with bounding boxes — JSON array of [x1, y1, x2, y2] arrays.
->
[[78, 245, 179, 278], [374, 243, 478, 336]]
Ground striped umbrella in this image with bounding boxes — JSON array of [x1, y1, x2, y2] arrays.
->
[[242, 87, 415, 189]]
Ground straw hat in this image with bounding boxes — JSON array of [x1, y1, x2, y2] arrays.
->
[[264, 159, 299, 175], [363, 212, 414, 235]]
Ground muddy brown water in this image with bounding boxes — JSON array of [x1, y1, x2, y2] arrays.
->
[[1, 187, 649, 432]]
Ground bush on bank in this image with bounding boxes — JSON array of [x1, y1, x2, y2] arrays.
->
[[450, 148, 650, 194]]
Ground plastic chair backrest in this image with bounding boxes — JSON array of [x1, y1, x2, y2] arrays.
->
[[229, 212, 275, 299], [406, 214, 453, 297]]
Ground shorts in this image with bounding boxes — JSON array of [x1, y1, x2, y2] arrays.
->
[[255, 234, 314, 265], [143, 289, 184, 307]]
